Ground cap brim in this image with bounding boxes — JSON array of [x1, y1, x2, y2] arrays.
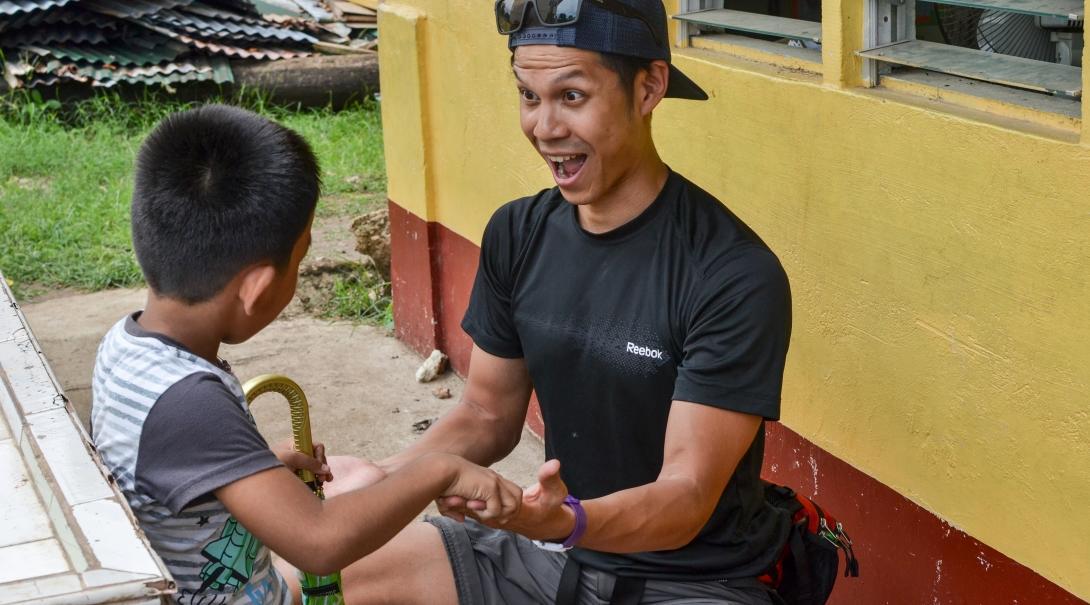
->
[[666, 64, 709, 101]]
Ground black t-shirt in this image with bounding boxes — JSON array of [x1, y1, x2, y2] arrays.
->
[[462, 170, 792, 580]]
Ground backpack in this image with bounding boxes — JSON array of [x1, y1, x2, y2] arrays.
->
[[759, 482, 861, 605]]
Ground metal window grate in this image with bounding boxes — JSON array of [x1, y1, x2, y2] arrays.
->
[[674, 8, 822, 43], [857, 39, 1082, 96], [924, 0, 1082, 20]]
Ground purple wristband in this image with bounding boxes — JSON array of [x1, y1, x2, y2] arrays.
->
[[560, 495, 588, 549]]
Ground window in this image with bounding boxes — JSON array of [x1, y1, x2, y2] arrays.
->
[[674, 0, 823, 66], [859, 0, 1083, 103]]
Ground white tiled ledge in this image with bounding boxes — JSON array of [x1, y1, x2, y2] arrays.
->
[[0, 274, 174, 605]]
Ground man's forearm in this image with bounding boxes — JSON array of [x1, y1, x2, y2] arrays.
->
[[569, 403, 761, 553], [497, 476, 713, 553], [379, 401, 521, 472], [579, 478, 711, 553]]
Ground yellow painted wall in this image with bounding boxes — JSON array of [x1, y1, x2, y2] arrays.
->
[[379, 1, 1090, 599]]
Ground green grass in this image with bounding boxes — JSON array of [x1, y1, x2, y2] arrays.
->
[[323, 275, 393, 327], [0, 90, 385, 299]]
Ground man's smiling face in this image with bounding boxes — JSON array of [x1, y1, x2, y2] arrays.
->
[[513, 45, 646, 206]]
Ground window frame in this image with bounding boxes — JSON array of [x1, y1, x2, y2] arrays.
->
[[674, 0, 825, 71], [859, 0, 1084, 104]]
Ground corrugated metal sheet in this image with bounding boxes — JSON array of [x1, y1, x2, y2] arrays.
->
[[26, 65, 211, 86], [81, 0, 194, 19], [1, 0, 368, 89], [0, 0, 75, 17], [202, 0, 259, 16], [0, 23, 109, 45], [22, 36, 188, 65], [184, 2, 275, 24], [251, 0, 303, 17], [287, 0, 331, 22], [260, 12, 326, 39], [146, 8, 317, 44], [0, 4, 115, 31], [22, 55, 231, 86], [143, 23, 309, 58]]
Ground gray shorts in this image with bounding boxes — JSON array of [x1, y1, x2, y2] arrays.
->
[[426, 516, 774, 605]]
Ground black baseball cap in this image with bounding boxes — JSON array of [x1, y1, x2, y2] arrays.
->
[[505, 0, 709, 101]]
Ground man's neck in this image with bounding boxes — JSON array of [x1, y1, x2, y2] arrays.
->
[[138, 294, 225, 365], [576, 153, 669, 234]]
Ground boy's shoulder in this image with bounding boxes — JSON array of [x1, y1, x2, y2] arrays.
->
[[95, 313, 237, 385], [94, 313, 247, 422], [92, 311, 252, 436], [91, 312, 269, 515]]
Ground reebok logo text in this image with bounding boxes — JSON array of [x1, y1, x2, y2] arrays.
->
[[626, 342, 664, 360]]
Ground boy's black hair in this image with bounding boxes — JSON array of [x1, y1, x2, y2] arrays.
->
[[131, 104, 320, 304]]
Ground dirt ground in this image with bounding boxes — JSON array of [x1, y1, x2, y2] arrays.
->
[[18, 209, 545, 502]]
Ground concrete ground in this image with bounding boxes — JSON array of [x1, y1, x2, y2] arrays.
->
[[20, 288, 545, 505]]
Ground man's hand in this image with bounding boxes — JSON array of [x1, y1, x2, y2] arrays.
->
[[271, 438, 389, 499], [323, 456, 388, 498], [272, 438, 332, 484], [439, 459, 576, 543]]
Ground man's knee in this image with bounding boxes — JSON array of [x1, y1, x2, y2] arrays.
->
[[342, 521, 458, 605]]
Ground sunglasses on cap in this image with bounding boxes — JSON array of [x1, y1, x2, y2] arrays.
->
[[494, 0, 662, 47]]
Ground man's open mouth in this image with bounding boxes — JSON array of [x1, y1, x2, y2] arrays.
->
[[546, 154, 587, 180]]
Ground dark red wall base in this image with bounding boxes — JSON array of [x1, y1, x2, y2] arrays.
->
[[762, 423, 1083, 604], [389, 200, 548, 433], [388, 200, 1084, 605]]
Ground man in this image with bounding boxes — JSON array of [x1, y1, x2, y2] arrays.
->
[[347, 1, 793, 602]]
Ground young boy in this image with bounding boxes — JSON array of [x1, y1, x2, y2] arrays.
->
[[90, 105, 521, 605]]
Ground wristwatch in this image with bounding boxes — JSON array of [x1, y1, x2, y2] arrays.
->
[[532, 495, 588, 552]]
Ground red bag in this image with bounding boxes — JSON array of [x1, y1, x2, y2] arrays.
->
[[760, 482, 861, 605]]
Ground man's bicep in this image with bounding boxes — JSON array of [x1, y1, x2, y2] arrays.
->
[[461, 205, 524, 358], [462, 344, 533, 432], [659, 400, 763, 505], [673, 250, 791, 420]]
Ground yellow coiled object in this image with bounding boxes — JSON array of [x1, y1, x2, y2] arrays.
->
[[242, 374, 342, 604], [242, 374, 320, 491]]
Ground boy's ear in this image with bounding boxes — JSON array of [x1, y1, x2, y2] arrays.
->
[[237, 264, 278, 316]]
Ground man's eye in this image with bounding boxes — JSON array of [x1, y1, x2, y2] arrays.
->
[[519, 89, 537, 101], [563, 91, 584, 102]]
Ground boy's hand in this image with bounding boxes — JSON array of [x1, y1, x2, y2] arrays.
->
[[432, 454, 522, 523], [272, 439, 332, 484], [440, 459, 574, 542]]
